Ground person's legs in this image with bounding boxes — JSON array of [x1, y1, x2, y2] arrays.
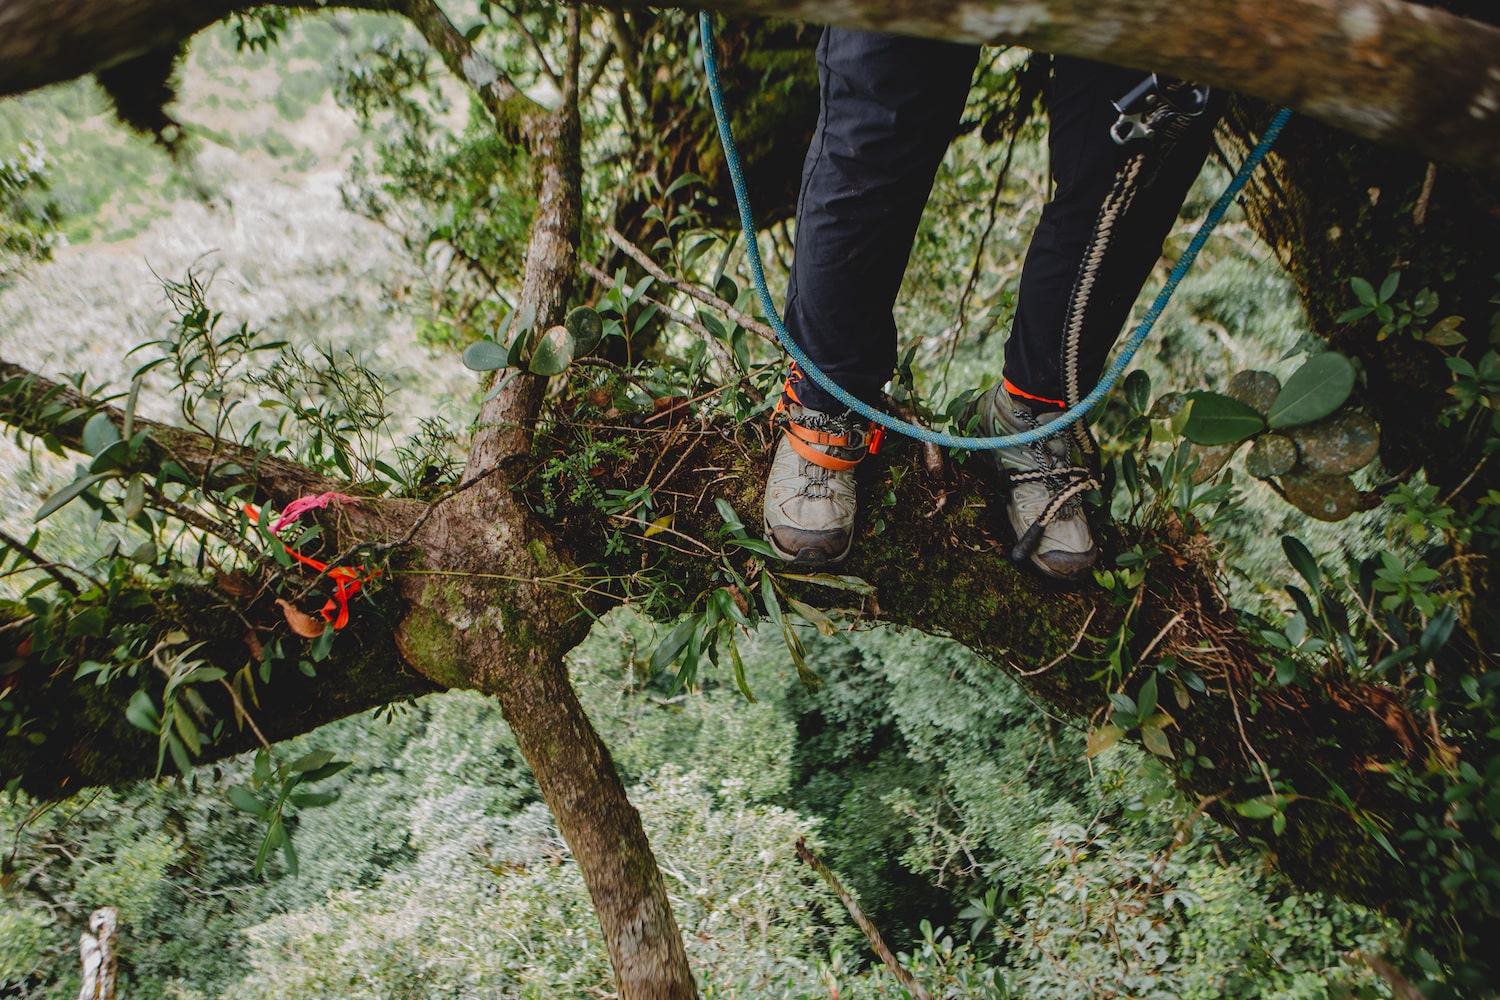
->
[[1004, 56, 1226, 409], [976, 57, 1225, 580], [765, 28, 977, 566], [782, 28, 979, 413]]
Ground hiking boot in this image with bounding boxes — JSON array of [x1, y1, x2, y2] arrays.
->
[[763, 402, 874, 567], [966, 383, 1099, 581]]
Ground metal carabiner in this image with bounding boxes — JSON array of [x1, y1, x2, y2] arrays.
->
[[1110, 73, 1212, 146]]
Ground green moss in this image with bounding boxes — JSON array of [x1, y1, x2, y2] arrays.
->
[[394, 603, 471, 691]]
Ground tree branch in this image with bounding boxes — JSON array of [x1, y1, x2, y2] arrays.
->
[[394, 0, 538, 126], [4, 0, 1495, 172], [797, 837, 933, 1000]]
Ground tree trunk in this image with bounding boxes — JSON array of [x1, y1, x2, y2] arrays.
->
[[77, 907, 118, 1000]]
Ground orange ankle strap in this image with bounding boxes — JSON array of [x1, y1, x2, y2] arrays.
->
[[772, 388, 883, 472]]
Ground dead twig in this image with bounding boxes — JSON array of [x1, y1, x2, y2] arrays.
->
[[580, 261, 750, 390], [603, 226, 777, 344], [795, 837, 933, 1000], [0, 528, 94, 595], [1137, 611, 1185, 665], [1017, 607, 1097, 676]]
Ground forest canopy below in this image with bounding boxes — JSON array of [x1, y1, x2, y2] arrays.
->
[[1, 1, 1498, 998]]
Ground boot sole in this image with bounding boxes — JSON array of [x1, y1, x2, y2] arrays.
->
[[764, 522, 853, 568]]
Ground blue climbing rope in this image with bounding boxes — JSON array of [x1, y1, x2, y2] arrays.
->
[[699, 10, 1293, 450]]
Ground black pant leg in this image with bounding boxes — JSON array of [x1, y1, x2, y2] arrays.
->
[[1002, 56, 1225, 407], [783, 28, 979, 413]]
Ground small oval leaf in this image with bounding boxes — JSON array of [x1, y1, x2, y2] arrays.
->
[[1225, 370, 1282, 415], [1245, 434, 1298, 478], [565, 306, 604, 355], [82, 412, 121, 457], [1287, 413, 1380, 475], [1267, 352, 1356, 429], [529, 325, 575, 376], [1140, 723, 1174, 759], [1281, 471, 1361, 522], [462, 339, 510, 372], [1180, 391, 1266, 445], [1123, 369, 1151, 415]]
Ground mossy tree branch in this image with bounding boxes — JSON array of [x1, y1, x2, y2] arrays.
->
[[3, 0, 1500, 172]]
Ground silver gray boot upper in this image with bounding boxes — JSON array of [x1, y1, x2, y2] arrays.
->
[[968, 384, 1099, 581], [763, 403, 870, 567]]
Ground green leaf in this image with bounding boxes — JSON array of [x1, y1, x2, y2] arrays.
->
[[125, 690, 161, 733], [513, 303, 537, 337], [122, 476, 145, 520], [228, 785, 268, 818], [662, 171, 704, 199], [122, 375, 143, 441], [565, 306, 604, 355], [462, 339, 510, 372], [1275, 658, 1299, 685], [281, 832, 299, 877], [288, 749, 335, 773], [170, 701, 202, 756], [725, 536, 776, 557], [528, 325, 575, 376], [761, 571, 785, 631], [714, 497, 745, 534], [1233, 798, 1278, 819], [309, 625, 335, 662], [253, 749, 272, 786], [66, 607, 107, 639], [254, 818, 284, 876], [288, 791, 337, 809], [88, 439, 130, 473], [1123, 369, 1151, 415], [1378, 271, 1400, 303], [1350, 276, 1377, 306], [35, 472, 113, 521], [1137, 673, 1159, 721], [180, 666, 227, 686], [300, 760, 352, 783], [1140, 723, 1173, 759], [1179, 391, 1266, 445], [166, 730, 192, 776], [81, 412, 120, 457], [728, 634, 756, 703], [650, 616, 698, 674], [1419, 605, 1458, 660], [777, 573, 876, 596], [712, 587, 752, 628], [1267, 352, 1356, 429], [1281, 535, 1321, 591], [667, 622, 702, 697]]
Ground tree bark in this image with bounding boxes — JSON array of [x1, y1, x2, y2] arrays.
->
[[77, 907, 118, 1000], [3, 0, 1500, 173]]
